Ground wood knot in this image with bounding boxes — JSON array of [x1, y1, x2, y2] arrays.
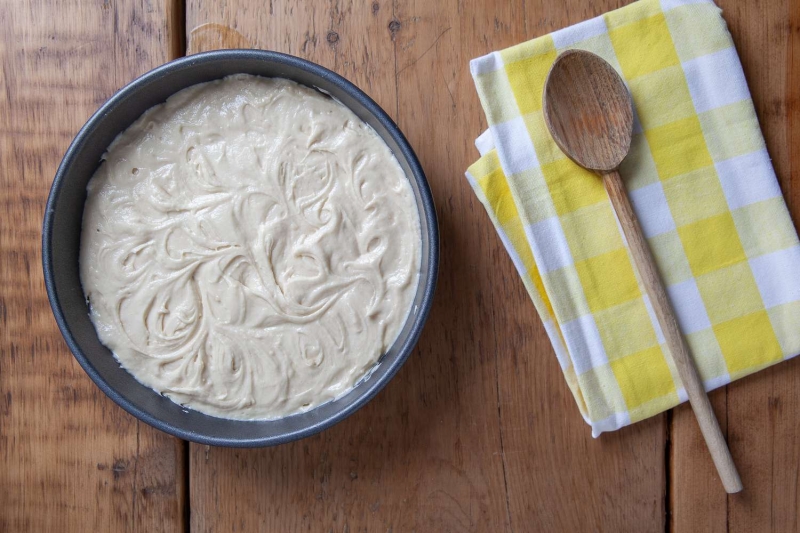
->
[[372, 2, 379, 14], [388, 20, 401, 34], [111, 459, 129, 480], [326, 31, 339, 45]]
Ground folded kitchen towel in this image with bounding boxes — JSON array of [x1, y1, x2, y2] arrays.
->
[[466, 0, 800, 435]]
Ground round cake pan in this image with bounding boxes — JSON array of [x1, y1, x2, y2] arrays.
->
[[42, 49, 438, 447]]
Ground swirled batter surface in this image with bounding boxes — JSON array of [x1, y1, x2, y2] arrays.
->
[[80, 75, 421, 419]]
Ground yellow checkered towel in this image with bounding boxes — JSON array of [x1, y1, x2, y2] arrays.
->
[[466, 0, 800, 435]]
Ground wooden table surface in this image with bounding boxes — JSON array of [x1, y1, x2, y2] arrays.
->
[[2, 0, 799, 531]]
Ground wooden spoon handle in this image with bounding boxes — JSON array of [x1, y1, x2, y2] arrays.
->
[[602, 169, 743, 494]]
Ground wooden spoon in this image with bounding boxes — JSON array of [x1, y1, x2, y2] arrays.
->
[[543, 49, 743, 494]]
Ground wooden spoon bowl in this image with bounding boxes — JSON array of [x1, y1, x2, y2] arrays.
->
[[543, 49, 632, 172]]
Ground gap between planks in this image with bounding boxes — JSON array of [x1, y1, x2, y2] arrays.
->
[[167, 0, 189, 530]]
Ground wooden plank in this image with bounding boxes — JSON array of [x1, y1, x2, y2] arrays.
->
[[723, 0, 800, 526], [0, 0, 186, 531], [186, 3, 504, 532], [392, 0, 666, 531], [670, 0, 800, 531], [186, 1, 666, 531]]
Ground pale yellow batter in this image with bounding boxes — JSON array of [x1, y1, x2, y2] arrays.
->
[[80, 75, 421, 419]]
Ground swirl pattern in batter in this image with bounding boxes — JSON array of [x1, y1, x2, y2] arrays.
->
[[80, 75, 421, 419]]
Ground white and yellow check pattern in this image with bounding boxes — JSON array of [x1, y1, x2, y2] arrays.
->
[[466, 0, 800, 435]]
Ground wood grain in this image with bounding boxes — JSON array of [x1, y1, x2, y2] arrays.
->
[[671, 0, 800, 530], [392, 2, 665, 530], [185, 1, 665, 531], [186, 2, 507, 532], [3, 0, 799, 530], [0, 0, 185, 531]]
